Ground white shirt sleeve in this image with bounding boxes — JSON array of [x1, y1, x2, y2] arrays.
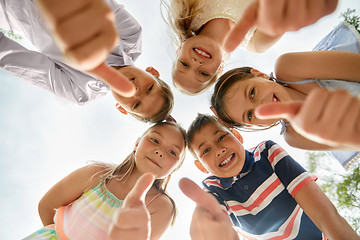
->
[[0, 32, 109, 105]]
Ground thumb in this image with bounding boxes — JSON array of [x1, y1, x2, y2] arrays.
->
[[224, 0, 257, 52], [89, 62, 136, 98], [255, 102, 302, 120], [179, 178, 226, 220], [123, 173, 155, 208]]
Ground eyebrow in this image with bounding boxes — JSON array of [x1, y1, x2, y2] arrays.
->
[[197, 130, 222, 151], [153, 131, 182, 152]]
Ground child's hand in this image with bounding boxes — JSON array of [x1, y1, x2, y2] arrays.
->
[[225, 0, 338, 52], [255, 88, 360, 150], [108, 173, 154, 240], [179, 178, 239, 240], [35, 0, 135, 97]]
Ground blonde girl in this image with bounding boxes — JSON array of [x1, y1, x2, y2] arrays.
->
[[24, 121, 187, 240], [211, 22, 360, 169], [162, 0, 283, 95]]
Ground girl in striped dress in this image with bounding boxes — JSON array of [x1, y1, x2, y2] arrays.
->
[[24, 121, 187, 240]]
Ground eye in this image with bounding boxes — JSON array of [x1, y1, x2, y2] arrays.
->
[[217, 134, 226, 142], [250, 88, 255, 99], [130, 77, 135, 82], [132, 102, 140, 110], [170, 150, 177, 156], [202, 148, 210, 155], [200, 71, 209, 77], [151, 138, 159, 144], [147, 85, 153, 94], [180, 61, 189, 67], [247, 110, 253, 122]]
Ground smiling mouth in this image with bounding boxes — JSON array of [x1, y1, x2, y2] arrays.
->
[[193, 48, 212, 59], [273, 94, 279, 102], [219, 153, 235, 167], [147, 157, 161, 168]]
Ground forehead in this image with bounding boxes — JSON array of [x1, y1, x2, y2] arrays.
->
[[148, 124, 185, 146], [173, 70, 207, 94], [191, 122, 228, 146]]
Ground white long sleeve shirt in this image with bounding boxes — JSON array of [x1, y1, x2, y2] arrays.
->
[[0, 0, 142, 104]]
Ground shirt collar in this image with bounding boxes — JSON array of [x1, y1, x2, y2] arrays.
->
[[208, 150, 255, 190]]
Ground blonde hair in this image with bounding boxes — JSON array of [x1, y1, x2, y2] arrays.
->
[[161, 0, 203, 45], [99, 121, 187, 225]]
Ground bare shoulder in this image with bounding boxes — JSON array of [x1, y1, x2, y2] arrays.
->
[[146, 192, 174, 217]]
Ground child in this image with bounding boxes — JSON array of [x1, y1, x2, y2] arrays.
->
[[184, 113, 359, 239], [162, 0, 337, 95], [0, 0, 173, 123], [24, 120, 187, 240], [211, 21, 360, 168]]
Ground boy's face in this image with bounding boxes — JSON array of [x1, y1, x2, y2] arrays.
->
[[112, 66, 164, 119], [190, 122, 246, 178], [173, 35, 223, 94]]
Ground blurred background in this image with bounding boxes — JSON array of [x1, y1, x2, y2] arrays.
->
[[0, 0, 359, 239]]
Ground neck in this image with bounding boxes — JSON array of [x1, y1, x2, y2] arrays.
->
[[285, 87, 307, 101], [198, 18, 234, 48]]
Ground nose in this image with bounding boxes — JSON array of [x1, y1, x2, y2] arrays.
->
[[192, 58, 203, 65], [216, 148, 226, 157], [155, 150, 163, 158]]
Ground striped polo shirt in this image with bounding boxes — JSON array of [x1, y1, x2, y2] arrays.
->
[[203, 141, 326, 240]]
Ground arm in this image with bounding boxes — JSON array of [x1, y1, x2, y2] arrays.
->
[[275, 51, 360, 83], [255, 88, 360, 150], [0, 32, 108, 104], [35, 0, 135, 97], [179, 178, 240, 240], [246, 29, 283, 53], [38, 164, 103, 226], [225, 0, 338, 52], [294, 181, 360, 239]]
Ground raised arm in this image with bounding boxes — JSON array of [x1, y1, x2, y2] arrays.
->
[[294, 181, 360, 239], [38, 164, 103, 226], [275, 51, 360, 82], [179, 178, 239, 240], [255, 88, 360, 150], [35, 0, 135, 97], [225, 0, 338, 52]]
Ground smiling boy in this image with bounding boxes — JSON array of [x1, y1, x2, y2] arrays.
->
[[184, 114, 359, 240]]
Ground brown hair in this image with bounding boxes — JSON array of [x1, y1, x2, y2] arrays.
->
[[211, 67, 280, 131], [99, 121, 187, 225], [161, 0, 203, 45], [186, 113, 219, 158], [130, 77, 174, 123]]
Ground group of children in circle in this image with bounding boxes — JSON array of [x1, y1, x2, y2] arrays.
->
[[1, 0, 359, 239]]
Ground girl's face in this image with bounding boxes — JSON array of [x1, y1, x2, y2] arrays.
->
[[112, 66, 164, 119], [223, 73, 292, 126], [191, 122, 245, 178], [173, 35, 223, 94], [134, 124, 185, 179]]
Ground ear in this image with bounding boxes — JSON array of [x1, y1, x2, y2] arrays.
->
[[116, 103, 128, 115], [250, 68, 270, 79], [194, 160, 209, 174], [146, 66, 160, 78], [231, 128, 244, 144]]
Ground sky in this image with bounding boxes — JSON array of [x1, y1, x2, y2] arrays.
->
[[0, 0, 359, 239]]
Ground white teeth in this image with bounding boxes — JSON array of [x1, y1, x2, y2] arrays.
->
[[219, 154, 234, 167], [194, 48, 210, 58], [273, 95, 278, 102]]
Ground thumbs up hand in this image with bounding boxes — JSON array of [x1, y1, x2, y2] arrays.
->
[[179, 178, 239, 240], [36, 0, 135, 97], [109, 173, 154, 240]]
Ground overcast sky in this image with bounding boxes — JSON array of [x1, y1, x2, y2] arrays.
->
[[0, 0, 359, 239]]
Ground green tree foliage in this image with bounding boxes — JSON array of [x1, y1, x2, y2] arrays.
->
[[0, 28, 22, 40], [341, 8, 360, 33], [305, 152, 360, 234]]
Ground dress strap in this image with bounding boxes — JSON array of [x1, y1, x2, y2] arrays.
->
[[270, 72, 317, 86], [145, 193, 162, 206]]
